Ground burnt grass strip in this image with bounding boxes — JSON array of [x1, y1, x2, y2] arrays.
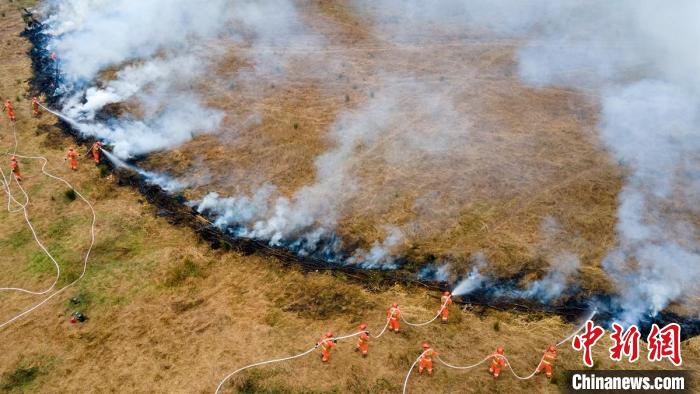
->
[[21, 22, 700, 338]]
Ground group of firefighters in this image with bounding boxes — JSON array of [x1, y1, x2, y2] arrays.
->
[[5, 96, 560, 382], [316, 291, 558, 380], [3, 98, 103, 181]]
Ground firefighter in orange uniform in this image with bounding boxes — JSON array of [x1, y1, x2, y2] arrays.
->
[[536, 345, 557, 379], [3, 99, 16, 122], [9, 155, 21, 181], [66, 147, 78, 171], [90, 141, 102, 163], [489, 347, 506, 378], [355, 323, 369, 357], [387, 302, 401, 333], [440, 291, 453, 323], [418, 342, 439, 376], [318, 332, 336, 362], [31, 97, 40, 117]]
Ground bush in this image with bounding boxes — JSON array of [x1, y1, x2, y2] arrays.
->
[[493, 321, 500, 331], [64, 189, 77, 202]]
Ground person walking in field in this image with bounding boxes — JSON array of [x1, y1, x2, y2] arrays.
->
[[387, 303, 401, 333], [9, 155, 21, 181], [3, 99, 16, 122], [66, 147, 78, 170]]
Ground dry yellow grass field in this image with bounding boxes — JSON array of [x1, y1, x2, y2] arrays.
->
[[0, 2, 697, 393]]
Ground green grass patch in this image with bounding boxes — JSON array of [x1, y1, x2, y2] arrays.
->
[[1, 365, 39, 392], [26, 250, 57, 275], [0, 228, 32, 250], [164, 259, 203, 287]]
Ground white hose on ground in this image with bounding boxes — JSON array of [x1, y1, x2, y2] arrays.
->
[[402, 350, 429, 394], [372, 318, 390, 339], [215, 330, 364, 393], [436, 354, 491, 370], [214, 346, 317, 394], [0, 168, 62, 295], [400, 297, 450, 327], [0, 118, 97, 330]]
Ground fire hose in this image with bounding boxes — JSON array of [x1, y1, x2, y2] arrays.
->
[[402, 309, 598, 393], [0, 117, 97, 331], [214, 330, 365, 394], [399, 297, 450, 327], [215, 299, 450, 393]]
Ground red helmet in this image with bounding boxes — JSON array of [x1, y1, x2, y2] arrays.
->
[[496, 347, 504, 355], [359, 323, 367, 330], [548, 345, 556, 353], [325, 332, 333, 338], [392, 302, 398, 308], [444, 291, 451, 296]]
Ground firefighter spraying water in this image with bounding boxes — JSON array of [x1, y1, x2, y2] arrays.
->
[[31, 96, 41, 117], [90, 141, 102, 164], [440, 291, 452, 323]]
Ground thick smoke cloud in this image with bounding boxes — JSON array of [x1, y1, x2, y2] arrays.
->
[[42, 0, 314, 158], [355, 1, 700, 320]]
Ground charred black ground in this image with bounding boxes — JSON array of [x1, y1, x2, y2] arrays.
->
[[21, 19, 700, 339]]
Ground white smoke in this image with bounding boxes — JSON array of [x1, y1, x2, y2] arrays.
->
[[346, 226, 405, 269], [452, 254, 488, 296], [524, 251, 580, 302], [357, 1, 700, 320], [43, 0, 315, 158]]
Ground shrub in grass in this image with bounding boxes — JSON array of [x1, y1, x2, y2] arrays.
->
[[493, 321, 500, 331], [1, 366, 39, 391], [64, 189, 77, 202]]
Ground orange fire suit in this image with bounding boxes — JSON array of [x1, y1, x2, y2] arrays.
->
[[419, 348, 439, 375], [67, 150, 78, 170], [32, 98, 40, 116], [356, 331, 369, 356], [91, 142, 101, 163], [536, 349, 556, 378], [489, 355, 506, 378], [10, 159, 21, 181], [387, 307, 401, 333], [440, 295, 452, 322], [319, 337, 335, 362], [4, 102, 15, 122]]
